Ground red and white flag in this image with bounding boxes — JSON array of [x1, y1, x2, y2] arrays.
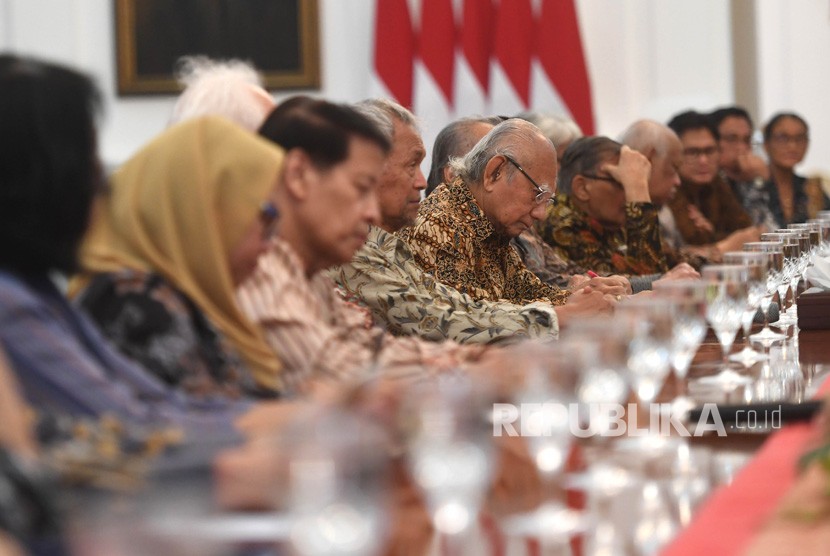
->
[[489, 0, 534, 115], [372, 0, 595, 138], [535, 0, 595, 133], [372, 0, 416, 106], [455, 0, 493, 116], [413, 0, 456, 150]]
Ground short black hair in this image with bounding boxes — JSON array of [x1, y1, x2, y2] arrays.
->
[[426, 115, 504, 196], [763, 112, 809, 142], [258, 95, 391, 169], [710, 105, 754, 130], [0, 54, 103, 274], [667, 110, 719, 142], [557, 136, 621, 194]]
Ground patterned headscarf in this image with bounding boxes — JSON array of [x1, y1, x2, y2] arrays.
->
[[76, 117, 284, 392]]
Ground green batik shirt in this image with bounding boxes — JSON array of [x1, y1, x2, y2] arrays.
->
[[329, 226, 559, 345], [536, 193, 669, 276]]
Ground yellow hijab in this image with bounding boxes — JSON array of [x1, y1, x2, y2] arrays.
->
[[76, 117, 284, 393]]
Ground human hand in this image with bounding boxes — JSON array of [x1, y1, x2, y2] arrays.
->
[[736, 152, 770, 182], [716, 225, 763, 253], [602, 145, 652, 203], [687, 204, 715, 233], [653, 263, 701, 286], [556, 286, 617, 329], [571, 275, 632, 296]]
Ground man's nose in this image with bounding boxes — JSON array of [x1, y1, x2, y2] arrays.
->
[[530, 202, 547, 221]]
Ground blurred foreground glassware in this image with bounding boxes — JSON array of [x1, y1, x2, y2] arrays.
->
[[560, 318, 631, 437], [286, 409, 390, 556], [402, 373, 495, 554], [499, 340, 592, 554], [615, 297, 675, 411]]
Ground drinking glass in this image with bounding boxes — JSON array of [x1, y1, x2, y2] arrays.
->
[[560, 318, 631, 437], [402, 374, 495, 552], [722, 251, 769, 366], [760, 232, 801, 327], [774, 228, 811, 309], [652, 279, 710, 416], [697, 265, 752, 390], [500, 340, 592, 553], [807, 218, 830, 255], [743, 241, 786, 346], [285, 409, 390, 556], [615, 297, 675, 409]]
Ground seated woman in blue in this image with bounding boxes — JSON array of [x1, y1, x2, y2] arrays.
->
[[0, 54, 275, 435]]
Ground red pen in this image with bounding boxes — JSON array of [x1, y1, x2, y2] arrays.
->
[[587, 270, 599, 278]]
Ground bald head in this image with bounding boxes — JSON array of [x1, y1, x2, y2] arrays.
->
[[427, 116, 502, 195], [619, 119, 682, 206]]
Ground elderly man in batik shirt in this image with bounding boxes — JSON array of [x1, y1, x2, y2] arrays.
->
[[399, 119, 618, 320], [536, 135, 671, 279], [427, 115, 600, 291], [331, 101, 564, 343]]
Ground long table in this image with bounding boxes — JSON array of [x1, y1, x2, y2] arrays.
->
[[661, 327, 830, 555]]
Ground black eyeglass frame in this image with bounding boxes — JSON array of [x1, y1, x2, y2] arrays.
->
[[580, 173, 624, 190], [499, 153, 555, 206]]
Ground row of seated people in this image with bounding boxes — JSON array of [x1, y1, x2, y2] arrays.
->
[[0, 53, 629, 553], [1, 52, 819, 552]]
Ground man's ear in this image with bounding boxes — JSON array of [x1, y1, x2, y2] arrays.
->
[[281, 149, 312, 200], [571, 175, 591, 202], [482, 155, 504, 193], [441, 165, 454, 186]]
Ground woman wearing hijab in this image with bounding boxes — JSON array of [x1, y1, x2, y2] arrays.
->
[[74, 116, 285, 398]]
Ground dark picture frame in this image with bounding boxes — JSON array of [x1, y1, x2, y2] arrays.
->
[[114, 0, 320, 95]]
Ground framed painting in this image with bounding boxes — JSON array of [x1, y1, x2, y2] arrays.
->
[[114, 0, 320, 95]]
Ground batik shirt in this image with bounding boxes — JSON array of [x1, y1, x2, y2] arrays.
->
[[331, 226, 559, 344], [398, 177, 570, 306], [724, 173, 778, 231], [510, 227, 585, 289], [238, 238, 488, 395], [667, 176, 753, 245], [764, 174, 830, 228], [76, 270, 253, 400], [535, 193, 668, 276]]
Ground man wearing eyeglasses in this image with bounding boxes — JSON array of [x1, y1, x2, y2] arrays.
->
[[710, 106, 777, 231], [534, 135, 673, 282], [398, 119, 616, 315], [666, 110, 761, 254]]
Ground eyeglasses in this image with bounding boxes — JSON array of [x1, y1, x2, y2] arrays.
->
[[682, 146, 718, 159], [500, 153, 555, 206], [259, 201, 279, 239], [719, 134, 752, 146], [581, 173, 624, 190], [769, 133, 808, 146]]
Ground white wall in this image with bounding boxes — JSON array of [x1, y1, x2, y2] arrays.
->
[[755, 0, 830, 174], [0, 0, 825, 174]]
